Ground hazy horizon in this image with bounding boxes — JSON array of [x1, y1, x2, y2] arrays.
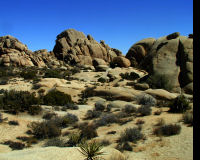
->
[[0, 0, 193, 54]]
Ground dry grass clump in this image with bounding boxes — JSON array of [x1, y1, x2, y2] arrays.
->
[[153, 123, 181, 136]]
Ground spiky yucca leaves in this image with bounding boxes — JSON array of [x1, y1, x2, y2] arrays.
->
[[78, 140, 105, 160]]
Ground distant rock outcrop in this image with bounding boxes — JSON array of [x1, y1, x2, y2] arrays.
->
[[0, 36, 60, 68], [126, 32, 193, 94], [53, 29, 122, 66]]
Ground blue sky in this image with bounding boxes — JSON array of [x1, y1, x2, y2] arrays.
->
[[0, 0, 193, 54]]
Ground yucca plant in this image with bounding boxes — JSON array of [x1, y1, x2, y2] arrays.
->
[[78, 140, 105, 160]]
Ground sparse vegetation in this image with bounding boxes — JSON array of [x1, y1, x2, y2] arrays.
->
[[28, 120, 62, 139], [0, 90, 40, 114]]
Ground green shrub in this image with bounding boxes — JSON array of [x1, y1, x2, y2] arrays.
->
[[153, 124, 181, 136], [168, 95, 191, 113], [20, 69, 37, 80], [0, 90, 40, 114], [44, 69, 62, 78], [120, 72, 140, 80], [28, 120, 61, 139], [43, 90, 72, 106]]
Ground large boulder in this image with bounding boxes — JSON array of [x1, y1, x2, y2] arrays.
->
[[112, 56, 131, 68], [53, 29, 119, 66], [0, 36, 60, 68], [126, 38, 156, 66], [126, 32, 193, 94]]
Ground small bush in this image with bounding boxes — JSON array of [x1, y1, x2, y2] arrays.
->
[[8, 120, 19, 126], [98, 77, 107, 83], [168, 95, 191, 113], [84, 110, 102, 120], [153, 124, 181, 136], [136, 94, 156, 106], [42, 112, 57, 120], [95, 101, 106, 111], [118, 127, 144, 143], [122, 104, 137, 114], [79, 123, 98, 140], [116, 142, 132, 151], [120, 72, 140, 80], [28, 120, 61, 139], [64, 103, 79, 110], [43, 90, 72, 106], [137, 105, 152, 116], [182, 111, 193, 126], [44, 137, 67, 147], [95, 113, 118, 127], [28, 105, 42, 115], [4, 141, 26, 150]]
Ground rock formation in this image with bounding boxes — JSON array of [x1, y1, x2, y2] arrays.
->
[[0, 36, 60, 68], [126, 32, 193, 94], [53, 29, 122, 66]]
